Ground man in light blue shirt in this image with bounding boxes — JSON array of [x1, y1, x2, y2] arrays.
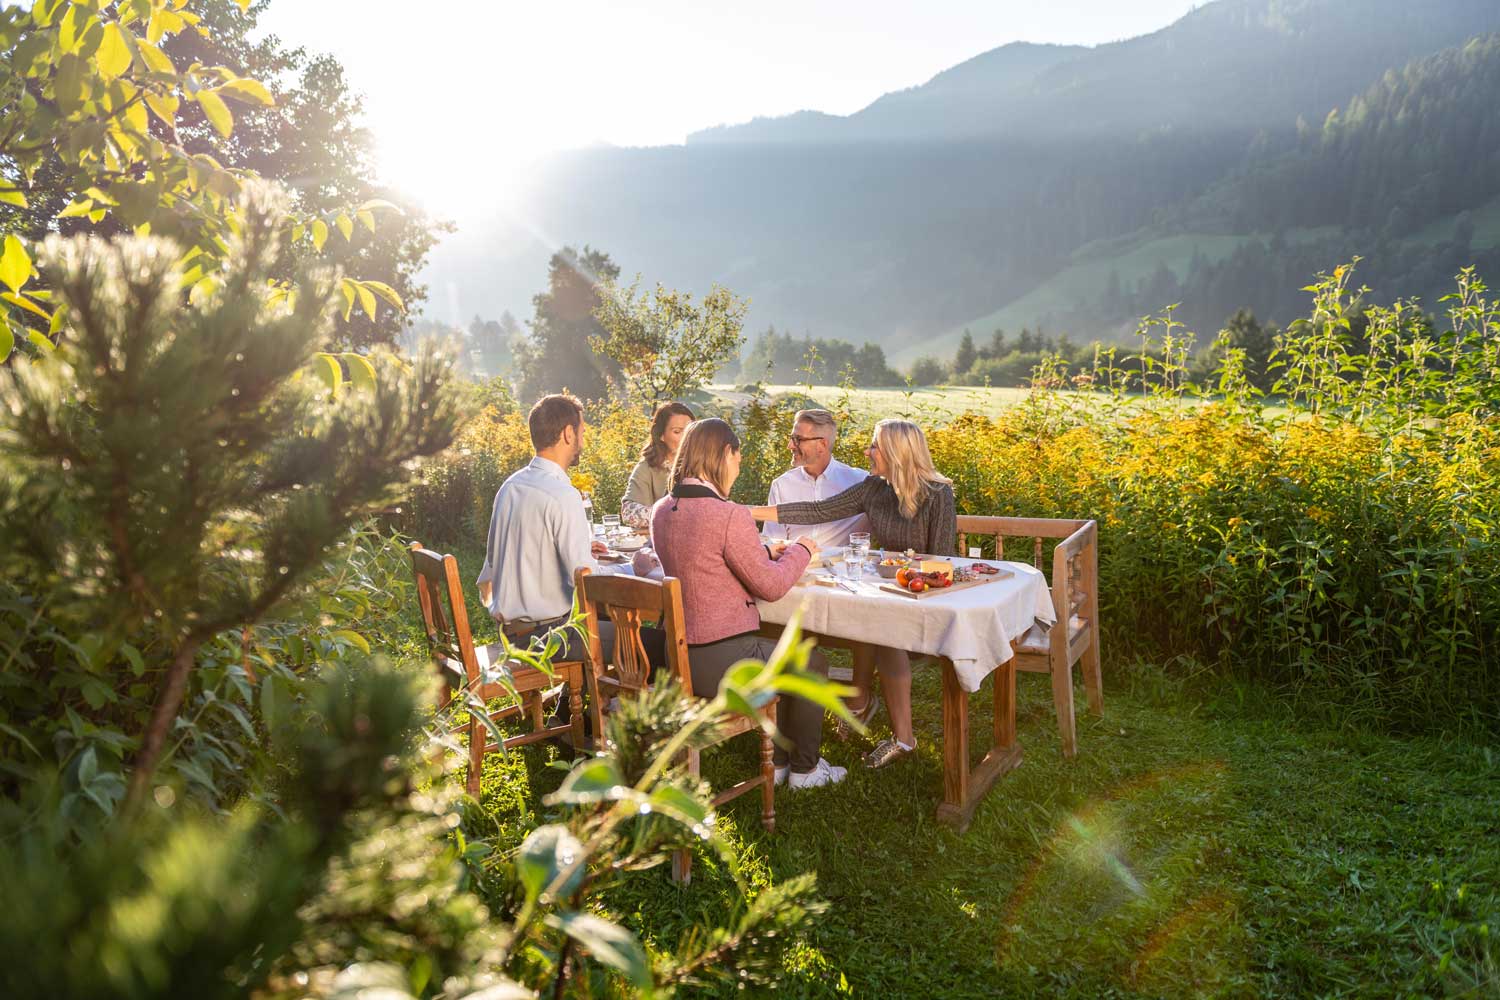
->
[[477, 394, 605, 635], [477, 395, 663, 716]]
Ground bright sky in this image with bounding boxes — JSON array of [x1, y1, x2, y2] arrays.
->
[[258, 0, 1203, 218]]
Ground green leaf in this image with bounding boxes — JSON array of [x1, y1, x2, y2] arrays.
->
[[120, 643, 145, 677], [58, 197, 95, 218], [516, 824, 585, 902], [28, 330, 54, 353], [547, 756, 626, 805], [218, 77, 273, 107], [312, 352, 343, 395], [332, 629, 369, 655], [135, 39, 175, 74], [774, 670, 858, 722], [0, 290, 41, 320], [357, 198, 403, 215], [196, 89, 233, 138], [357, 209, 376, 233], [549, 912, 653, 991], [335, 213, 354, 242], [2, 291, 53, 322], [356, 283, 377, 321], [311, 218, 328, 251], [97, 22, 132, 79], [360, 279, 405, 311], [342, 351, 376, 390], [0, 321, 12, 364], [646, 784, 710, 828], [0, 236, 32, 294], [0, 184, 27, 209]]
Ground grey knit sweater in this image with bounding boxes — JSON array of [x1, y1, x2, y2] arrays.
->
[[774, 477, 956, 556]]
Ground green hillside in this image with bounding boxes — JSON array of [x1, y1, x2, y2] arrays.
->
[[903, 229, 1341, 363]]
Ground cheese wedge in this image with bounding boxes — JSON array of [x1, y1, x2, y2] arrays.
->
[[920, 559, 953, 577]]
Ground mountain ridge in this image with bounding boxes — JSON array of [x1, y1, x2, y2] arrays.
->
[[424, 0, 1500, 364]]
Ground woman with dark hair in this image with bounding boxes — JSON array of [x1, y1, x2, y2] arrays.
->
[[621, 401, 694, 528], [651, 418, 847, 789]]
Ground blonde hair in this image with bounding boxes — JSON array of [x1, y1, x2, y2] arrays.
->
[[670, 418, 741, 496], [873, 419, 950, 519]]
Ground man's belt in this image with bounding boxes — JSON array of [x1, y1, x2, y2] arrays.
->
[[499, 614, 571, 643]]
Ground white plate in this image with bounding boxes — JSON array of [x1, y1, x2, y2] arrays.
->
[[610, 536, 647, 552]]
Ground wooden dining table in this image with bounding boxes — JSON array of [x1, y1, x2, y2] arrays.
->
[[756, 557, 1056, 832]]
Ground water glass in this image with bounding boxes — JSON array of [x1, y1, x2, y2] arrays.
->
[[843, 548, 864, 580], [602, 514, 621, 537], [849, 531, 871, 562]]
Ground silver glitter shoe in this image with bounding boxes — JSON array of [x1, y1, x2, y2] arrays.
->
[[864, 738, 915, 769]]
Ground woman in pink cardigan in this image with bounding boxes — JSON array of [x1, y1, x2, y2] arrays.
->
[[650, 418, 847, 790]]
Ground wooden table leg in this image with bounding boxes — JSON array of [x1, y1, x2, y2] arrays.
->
[[935, 656, 1023, 833], [936, 657, 970, 828]]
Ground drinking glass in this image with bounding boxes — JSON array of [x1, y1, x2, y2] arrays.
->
[[843, 548, 864, 580], [848, 531, 871, 564], [602, 514, 621, 537]]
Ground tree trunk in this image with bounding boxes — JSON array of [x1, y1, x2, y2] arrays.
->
[[124, 636, 205, 812]]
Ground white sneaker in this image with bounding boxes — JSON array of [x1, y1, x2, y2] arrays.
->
[[787, 758, 848, 790], [774, 764, 790, 786]]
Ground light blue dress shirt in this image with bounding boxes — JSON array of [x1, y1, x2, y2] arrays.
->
[[476, 456, 598, 624]]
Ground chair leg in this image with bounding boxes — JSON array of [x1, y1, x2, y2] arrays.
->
[[1051, 654, 1078, 759], [1082, 633, 1104, 717], [466, 714, 484, 797], [672, 749, 702, 885], [527, 690, 546, 732], [567, 667, 585, 754], [760, 703, 777, 834], [586, 665, 607, 752]]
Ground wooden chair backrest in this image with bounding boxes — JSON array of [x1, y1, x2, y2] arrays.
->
[[955, 515, 1087, 568], [956, 515, 1098, 624], [574, 568, 691, 693], [408, 542, 481, 695]]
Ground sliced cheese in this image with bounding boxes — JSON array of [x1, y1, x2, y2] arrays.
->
[[920, 559, 953, 576]]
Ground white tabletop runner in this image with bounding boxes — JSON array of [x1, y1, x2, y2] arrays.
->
[[757, 560, 1057, 693]]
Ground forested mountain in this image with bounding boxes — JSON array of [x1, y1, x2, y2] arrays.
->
[[428, 0, 1500, 368]]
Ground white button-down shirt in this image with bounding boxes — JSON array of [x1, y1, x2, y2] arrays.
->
[[763, 458, 870, 550], [476, 456, 598, 624]]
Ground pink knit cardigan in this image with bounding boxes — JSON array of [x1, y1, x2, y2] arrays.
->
[[649, 490, 810, 645]]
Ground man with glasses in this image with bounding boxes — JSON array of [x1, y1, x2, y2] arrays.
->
[[763, 409, 869, 550]]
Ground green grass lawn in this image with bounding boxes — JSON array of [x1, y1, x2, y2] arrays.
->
[[465, 647, 1498, 998], [425, 542, 1495, 997]]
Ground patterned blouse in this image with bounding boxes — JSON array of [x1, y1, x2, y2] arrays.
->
[[774, 477, 956, 556], [621, 459, 672, 528]]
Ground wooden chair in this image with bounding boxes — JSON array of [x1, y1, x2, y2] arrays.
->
[[956, 516, 1102, 757], [409, 543, 586, 796], [574, 568, 777, 884]]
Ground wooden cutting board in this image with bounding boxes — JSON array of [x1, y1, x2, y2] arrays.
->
[[877, 570, 1010, 600]]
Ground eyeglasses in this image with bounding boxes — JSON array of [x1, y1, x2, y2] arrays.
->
[[788, 434, 825, 446]]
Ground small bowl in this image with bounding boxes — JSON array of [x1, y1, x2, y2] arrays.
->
[[877, 562, 902, 579]]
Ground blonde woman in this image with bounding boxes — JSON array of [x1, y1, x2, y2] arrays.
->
[[750, 419, 956, 768]]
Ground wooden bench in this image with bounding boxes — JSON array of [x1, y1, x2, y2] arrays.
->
[[957, 516, 1102, 757]]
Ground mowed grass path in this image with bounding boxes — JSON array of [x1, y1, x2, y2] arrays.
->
[[468, 637, 1499, 998]]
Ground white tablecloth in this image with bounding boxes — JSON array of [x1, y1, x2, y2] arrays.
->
[[756, 560, 1056, 693]]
